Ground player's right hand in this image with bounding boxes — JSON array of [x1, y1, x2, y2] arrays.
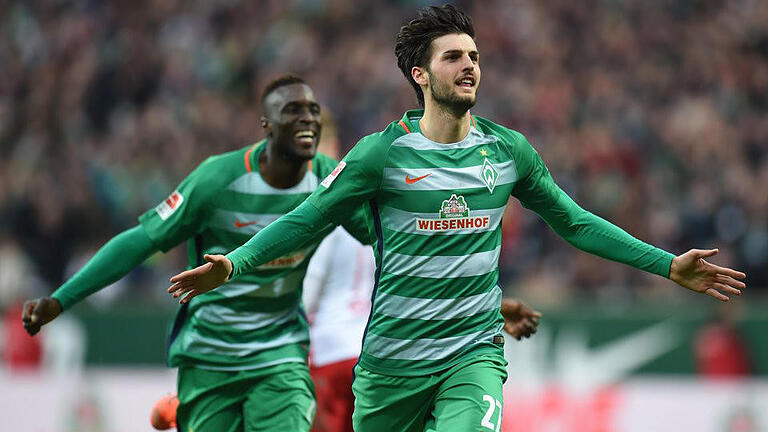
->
[[168, 254, 233, 304], [21, 297, 63, 336]]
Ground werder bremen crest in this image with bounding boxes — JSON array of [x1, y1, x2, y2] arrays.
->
[[481, 158, 499, 194], [440, 194, 469, 218]]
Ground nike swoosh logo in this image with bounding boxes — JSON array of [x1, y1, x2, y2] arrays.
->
[[234, 219, 259, 228], [405, 173, 431, 184]]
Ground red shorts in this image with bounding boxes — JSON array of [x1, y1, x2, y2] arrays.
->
[[310, 358, 357, 432]]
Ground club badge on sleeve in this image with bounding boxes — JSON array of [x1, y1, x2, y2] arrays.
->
[[321, 161, 346, 188], [156, 190, 184, 220]]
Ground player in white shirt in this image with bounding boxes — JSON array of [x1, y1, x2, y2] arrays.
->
[[302, 226, 374, 432]]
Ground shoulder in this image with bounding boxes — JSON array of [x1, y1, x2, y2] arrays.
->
[[183, 143, 258, 189], [342, 119, 406, 165], [473, 116, 530, 148], [201, 143, 257, 171], [359, 120, 408, 149]]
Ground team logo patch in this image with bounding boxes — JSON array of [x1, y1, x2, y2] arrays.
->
[[481, 158, 499, 194], [415, 194, 490, 232], [321, 161, 346, 188], [155, 190, 184, 220]]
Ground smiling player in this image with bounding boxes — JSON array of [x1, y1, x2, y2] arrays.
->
[[167, 5, 746, 431], [22, 74, 369, 432]]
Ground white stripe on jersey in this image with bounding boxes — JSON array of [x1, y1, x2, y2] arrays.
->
[[381, 160, 517, 191], [195, 303, 298, 331], [179, 328, 307, 356], [227, 170, 319, 195], [382, 245, 501, 279]]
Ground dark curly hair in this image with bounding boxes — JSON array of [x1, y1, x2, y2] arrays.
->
[[395, 5, 475, 106]]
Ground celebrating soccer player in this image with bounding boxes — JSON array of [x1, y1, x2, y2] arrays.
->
[[22, 75, 369, 432], [167, 5, 745, 432]]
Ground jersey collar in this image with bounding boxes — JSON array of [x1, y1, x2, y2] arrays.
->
[[399, 109, 477, 135]]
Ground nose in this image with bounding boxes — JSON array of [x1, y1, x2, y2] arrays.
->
[[460, 54, 475, 72], [298, 107, 316, 124]]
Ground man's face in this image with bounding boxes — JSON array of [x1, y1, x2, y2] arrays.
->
[[424, 33, 480, 114], [262, 83, 322, 161]]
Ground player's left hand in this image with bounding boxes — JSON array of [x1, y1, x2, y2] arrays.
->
[[168, 254, 233, 304], [500, 298, 542, 340], [669, 249, 746, 302]]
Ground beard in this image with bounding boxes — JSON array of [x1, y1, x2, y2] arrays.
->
[[428, 73, 476, 117]]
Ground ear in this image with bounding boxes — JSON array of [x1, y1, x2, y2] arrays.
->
[[411, 66, 429, 87], [261, 116, 271, 135]]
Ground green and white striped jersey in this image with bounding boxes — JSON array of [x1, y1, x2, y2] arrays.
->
[[140, 141, 340, 370], [304, 110, 673, 376]]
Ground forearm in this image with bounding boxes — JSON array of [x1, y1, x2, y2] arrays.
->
[[538, 192, 674, 277], [226, 200, 332, 279], [52, 225, 158, 310]]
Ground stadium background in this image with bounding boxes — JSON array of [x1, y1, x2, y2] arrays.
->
[[0, 0, 766, 431]]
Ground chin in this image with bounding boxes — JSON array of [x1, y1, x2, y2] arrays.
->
[[295, 148, 317, 160]]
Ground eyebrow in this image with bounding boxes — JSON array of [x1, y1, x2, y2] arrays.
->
[[441, 49, 479, 57], [282, 101, 320, 109]]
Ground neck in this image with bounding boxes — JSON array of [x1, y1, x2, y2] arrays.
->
[[259, 141, 309, 189], [418, 98, 472, 143]]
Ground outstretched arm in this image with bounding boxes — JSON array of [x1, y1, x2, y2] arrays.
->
[[169, 200, 333, 303], [22, 225, 158, 335], [513, 142, 745, 301]]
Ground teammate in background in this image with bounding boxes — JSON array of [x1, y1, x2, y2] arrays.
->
[[167, 6, 745, 429], [21, 74, 370, 432]]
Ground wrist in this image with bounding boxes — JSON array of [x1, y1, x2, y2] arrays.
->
[[501, 298, 521, 315], [669, 256, 679, 281], [226, 258, 234, 281], [49, 294, 66, 312]]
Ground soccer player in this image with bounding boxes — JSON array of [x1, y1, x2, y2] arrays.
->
[[167, 5, 746, 431], [21, 74, 368, 432]]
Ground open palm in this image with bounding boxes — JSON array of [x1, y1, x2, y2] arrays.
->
[[168, 254, 233, 303], [669, 249, 746, 302]]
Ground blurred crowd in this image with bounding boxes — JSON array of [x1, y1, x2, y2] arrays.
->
[[0, 0, 766, 311]]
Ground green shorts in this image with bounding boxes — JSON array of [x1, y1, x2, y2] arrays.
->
[[177, 362, 316, 432], [352, 354, 507, 432]]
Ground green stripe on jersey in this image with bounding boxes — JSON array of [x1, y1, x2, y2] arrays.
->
[[376, 271, 499, 299], [140, 141, 339, 369], [381, 227, 500, 256]]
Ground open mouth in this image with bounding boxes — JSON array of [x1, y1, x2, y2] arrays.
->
[[294, 130, 317, 145], [456, 76, 475, 89]]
